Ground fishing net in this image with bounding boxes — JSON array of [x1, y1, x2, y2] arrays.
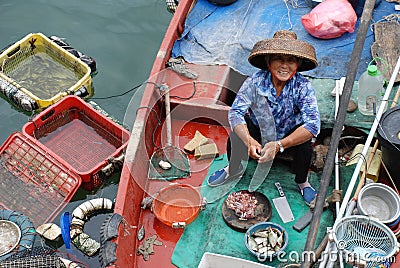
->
[[148, 146, 190, 180], [0, 247, 65, 268], [148, 84, 191, 181]]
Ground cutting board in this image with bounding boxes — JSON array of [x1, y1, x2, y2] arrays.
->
[[222, 190, 272, 232]]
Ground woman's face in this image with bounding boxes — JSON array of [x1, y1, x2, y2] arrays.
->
[[267, 54, 299, 82]]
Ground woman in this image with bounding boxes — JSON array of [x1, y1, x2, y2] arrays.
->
[[207, 30, 320, 206]]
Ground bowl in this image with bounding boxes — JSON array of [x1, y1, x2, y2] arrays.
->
[[152, 184, 202, 227], [244, 222, 288, 260], [358, 183, 400, 224]]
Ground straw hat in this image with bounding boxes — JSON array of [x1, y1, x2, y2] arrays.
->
[[248, 30, 318, 72]]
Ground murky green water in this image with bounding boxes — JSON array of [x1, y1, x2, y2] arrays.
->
[[0, 0, 171, 266], [6, 50, 83, 99]]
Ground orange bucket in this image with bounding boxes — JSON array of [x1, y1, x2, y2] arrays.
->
[[152, 184, 202, 227]]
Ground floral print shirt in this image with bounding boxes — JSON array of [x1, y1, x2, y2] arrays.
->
[[228, 70, 320, 145]]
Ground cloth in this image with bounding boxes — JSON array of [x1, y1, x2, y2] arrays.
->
[[171, 0, 395, 80], [229, 70, 320, 142]]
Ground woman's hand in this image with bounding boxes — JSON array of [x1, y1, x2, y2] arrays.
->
[[258, 141, 278, 163], [248, 138, 262, 160]]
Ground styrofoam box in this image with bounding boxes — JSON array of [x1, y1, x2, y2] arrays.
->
[[198, 252, 274, 268]]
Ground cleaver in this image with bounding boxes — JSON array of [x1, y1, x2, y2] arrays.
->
[[272, 182, 295, 223]]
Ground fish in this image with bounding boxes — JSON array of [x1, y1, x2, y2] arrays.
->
[[254, 236, 268, 245], [247, 235, 258, 251], [138, 225, 145, 241], [268, 227, 278, 248], [249, 227, 285, 256], [277, 230, 285, 248], [253, 229, 269, 238]]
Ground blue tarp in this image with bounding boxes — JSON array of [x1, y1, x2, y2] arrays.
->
[[172, 0, 395, 80]]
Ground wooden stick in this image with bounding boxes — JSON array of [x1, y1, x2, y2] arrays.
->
[[301, 0, 380, 266], [352, 84, 400, 201]]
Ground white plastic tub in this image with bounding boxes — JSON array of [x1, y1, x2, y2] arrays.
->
[[198, 252, 275, 268]]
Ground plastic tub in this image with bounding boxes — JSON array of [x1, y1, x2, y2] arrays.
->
[[358, 183, 400, 224], [244, 222, 288, 260], [152, 184, 202, 228]]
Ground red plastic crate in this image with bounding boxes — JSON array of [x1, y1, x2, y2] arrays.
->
[[0, 132, 81, 227], [22, 95, 130, 190]]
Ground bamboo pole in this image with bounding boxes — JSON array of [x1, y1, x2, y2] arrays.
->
[[346, 84, 400, 216], [301, 0, 377, 266]]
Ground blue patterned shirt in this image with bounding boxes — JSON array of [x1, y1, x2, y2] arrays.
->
[[228, 70, 320, 144]]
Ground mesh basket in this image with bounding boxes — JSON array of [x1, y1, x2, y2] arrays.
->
[[22, 95, 130, 190], [332, 215, 398, 268], [0, 132, 81, 227], [0, 32, 92, 111]]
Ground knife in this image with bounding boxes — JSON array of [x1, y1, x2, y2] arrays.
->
[[272, 182, 295, 223]]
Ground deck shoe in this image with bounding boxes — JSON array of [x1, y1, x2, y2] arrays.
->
[[207, 164, 244, 187], [298, 185, 318, 206]]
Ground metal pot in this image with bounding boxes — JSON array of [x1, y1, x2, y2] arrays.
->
[[358, 183, 400, 224]]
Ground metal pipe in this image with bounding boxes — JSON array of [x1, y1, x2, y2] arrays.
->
[[302, 0, 377, 265], [337, 54, 400, 221], [318, 79, 344, 268], [335, 82, 345, 268]]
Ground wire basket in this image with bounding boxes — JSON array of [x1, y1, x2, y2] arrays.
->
[[0, 33, 92, 111], [0, 132, 81, 227], [332, 215, 398, 268], [22, 95, 130, 190]]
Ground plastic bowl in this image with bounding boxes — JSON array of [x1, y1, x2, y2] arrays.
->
[[244, 222, 288, 260], [358, 183, 400, 224], [152, 184, 202, 227]]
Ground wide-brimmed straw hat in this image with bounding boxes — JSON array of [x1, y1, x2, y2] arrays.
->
[[248, 30, 318, 72]]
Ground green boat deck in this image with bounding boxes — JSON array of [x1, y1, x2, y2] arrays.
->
[[169, 76, 398, 267]]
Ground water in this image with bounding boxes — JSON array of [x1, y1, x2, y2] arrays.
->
[[0, 0, 171, 143], [6, 50, 82, 100], [0, 1, 172, 266]]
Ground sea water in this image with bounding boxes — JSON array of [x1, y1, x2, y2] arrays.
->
[[0, 1, 171, 267]]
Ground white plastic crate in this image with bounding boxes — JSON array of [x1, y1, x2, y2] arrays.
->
[[198, 252, 274, 268]]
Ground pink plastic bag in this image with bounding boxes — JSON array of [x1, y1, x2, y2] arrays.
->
[[301, 0, 357, 39]]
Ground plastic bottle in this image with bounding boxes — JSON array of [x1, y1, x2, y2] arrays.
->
[[358, 64, 385, 116]]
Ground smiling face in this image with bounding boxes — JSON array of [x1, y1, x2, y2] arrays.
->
[[267, 54, 299, 82]]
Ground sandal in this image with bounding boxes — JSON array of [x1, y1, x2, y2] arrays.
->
[[298, 185, 318, 206], [207, 164, 244, 187]]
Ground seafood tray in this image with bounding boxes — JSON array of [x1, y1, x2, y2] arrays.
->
[[0, 32, 92, 111], [0, 132, 81, 227], [22, 95, 130, 190]]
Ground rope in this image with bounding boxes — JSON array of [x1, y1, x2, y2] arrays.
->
[[91, 83, 143, 100], [281, 0, 293, 30], [327, 189, 343, 203], [371, 13, 400, 32]]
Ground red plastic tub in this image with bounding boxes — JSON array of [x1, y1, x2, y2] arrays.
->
[[22, 95, 130, 190], [152, 184, 202, 227]]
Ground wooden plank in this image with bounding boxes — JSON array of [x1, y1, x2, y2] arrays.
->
[[371, 21, 400, 82]]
